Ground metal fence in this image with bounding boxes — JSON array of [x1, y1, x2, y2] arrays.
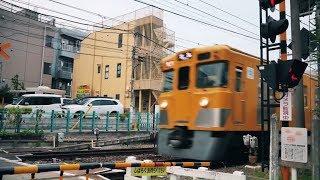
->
[[0, 110, 160, 133]]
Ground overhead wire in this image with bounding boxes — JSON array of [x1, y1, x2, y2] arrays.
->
[[199, 0, 259, 28], [0, 35, 131, 60], [172, 0, 260, 37], [0, 0, 174, 57], [134, 0, 260, 41], [27, 0, 220, 50]]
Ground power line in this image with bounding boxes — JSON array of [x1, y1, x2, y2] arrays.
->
[[173, 0, 259, 36], [199, 0, 259, 28], [0, 35, 132, 60], [134, 0, 260, 41], [12, 0, 208, 52], [4, 0, 178, 54], [153, 0, 259, 40], [1, 0, 131, 33]]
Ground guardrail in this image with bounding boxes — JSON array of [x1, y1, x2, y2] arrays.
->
[[0, 110, 159, 133], [0, 160, 211, 180]]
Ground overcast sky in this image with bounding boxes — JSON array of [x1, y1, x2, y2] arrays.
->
[[9, 0, 316, 63]]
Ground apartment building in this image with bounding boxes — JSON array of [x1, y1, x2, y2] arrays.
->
[[72, 7, 175, 112], [51, 28, 87, 97], [0, 3, 56, 88]]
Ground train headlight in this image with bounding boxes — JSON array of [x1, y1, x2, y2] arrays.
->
[[160, 100, 168, 109], [199, 97, 209, 107]]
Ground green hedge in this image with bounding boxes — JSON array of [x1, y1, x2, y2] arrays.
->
[[0, 107, 32, 114]]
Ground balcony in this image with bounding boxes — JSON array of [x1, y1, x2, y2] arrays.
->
[[60, 44, 79, 59], [134, 79, 162, 91], [57, 66, 73, 80]]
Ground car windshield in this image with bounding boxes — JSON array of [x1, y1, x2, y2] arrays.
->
[[12, 96, 25, 105], [196, 61, 228, 88]]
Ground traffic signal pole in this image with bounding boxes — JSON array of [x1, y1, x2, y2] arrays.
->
[[290, 0, 306, 129], [279, 2, 290, 180]]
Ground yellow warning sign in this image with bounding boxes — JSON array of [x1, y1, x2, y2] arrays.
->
[[132, 167, 167, 176]]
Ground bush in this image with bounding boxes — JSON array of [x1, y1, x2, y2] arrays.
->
[[4, 107, 32, 133], [120, 112, 129, 121]]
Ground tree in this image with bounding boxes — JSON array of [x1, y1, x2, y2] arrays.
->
[[11, 75, 24, 90], [0, 84, 13, 105]]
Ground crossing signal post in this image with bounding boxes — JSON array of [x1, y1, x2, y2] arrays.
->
[[259, 60, 308, 94], [259, 0, 289, 173]]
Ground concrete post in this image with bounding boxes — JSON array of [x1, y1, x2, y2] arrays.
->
[[312, 115, 320, 180], [269, 114, 279, 180]]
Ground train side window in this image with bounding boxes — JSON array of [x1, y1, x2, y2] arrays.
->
[[235, 67, 243, 92], [178, 66, 190, 90]]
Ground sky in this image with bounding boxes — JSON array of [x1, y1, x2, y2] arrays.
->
[[7, 0, 317, 67]]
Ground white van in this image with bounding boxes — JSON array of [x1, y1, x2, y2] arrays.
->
[[6, 94, 63, 114]]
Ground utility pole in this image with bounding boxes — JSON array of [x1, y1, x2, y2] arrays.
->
[[131, 33, 137, 113], [290, 0, 305, 128], [314, 1, 320, 179]]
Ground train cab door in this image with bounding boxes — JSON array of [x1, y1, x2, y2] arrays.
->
[[233, 65, 245, 124], [174, 66, 192, 125]]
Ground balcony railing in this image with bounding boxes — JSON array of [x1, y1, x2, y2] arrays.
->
[[134, 79, 162, 91]]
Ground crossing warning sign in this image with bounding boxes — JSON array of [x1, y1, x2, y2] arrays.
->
[[0, 43, 12, 60]]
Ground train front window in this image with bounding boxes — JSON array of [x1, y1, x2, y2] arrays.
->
[[178, 66, 190, 90], [162, 70, 173, 92], [196, 62, 228, 88]]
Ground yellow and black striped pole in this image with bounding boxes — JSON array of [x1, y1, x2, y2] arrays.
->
[[279, 1, 290, 180], [0, 161, 212, 178]]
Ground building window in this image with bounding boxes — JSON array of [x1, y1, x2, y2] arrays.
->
[[115, 94, 120, 100], [118, 33, 123, 48], [117, 63, 121, 78], [105, 65, 109, 79], [97, 64, 101, 74], [45, 35, 53, 47], [43, 62, 51, 75]]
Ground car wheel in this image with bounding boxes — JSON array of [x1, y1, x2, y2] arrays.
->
[[73, 111, 84, 119], [110, 112, 117, 117]]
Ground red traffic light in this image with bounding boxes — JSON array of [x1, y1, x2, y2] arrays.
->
[[277, 60, 308, 88], [260, 0, 285, 10]]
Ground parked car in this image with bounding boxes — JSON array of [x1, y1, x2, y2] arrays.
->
[[61, 97, 124, 118], [5, 94, 63, 114], [62, 98, 73, 105]]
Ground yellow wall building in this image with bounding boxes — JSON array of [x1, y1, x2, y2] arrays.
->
[[72, 7, 175, 112]]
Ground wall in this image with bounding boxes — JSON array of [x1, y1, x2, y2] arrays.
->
[[0, 8, 55, 88]]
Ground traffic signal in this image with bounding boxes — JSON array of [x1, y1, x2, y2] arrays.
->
[[261, 16, 289, 43], [259, 61, 278, 90], [288, 28, 316, 60], [260, 0, 289, 43], [277, 60, 308, 88], [260, 0, 285, 10], [259, 60, 308, 91]]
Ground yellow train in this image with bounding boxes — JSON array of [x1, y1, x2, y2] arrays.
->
[[157, 45, 317, 161]]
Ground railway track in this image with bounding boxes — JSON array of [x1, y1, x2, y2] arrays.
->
[[18, 148, 156, 161]]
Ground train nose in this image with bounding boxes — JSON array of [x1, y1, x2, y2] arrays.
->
[[168, 126, 192, 148]]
